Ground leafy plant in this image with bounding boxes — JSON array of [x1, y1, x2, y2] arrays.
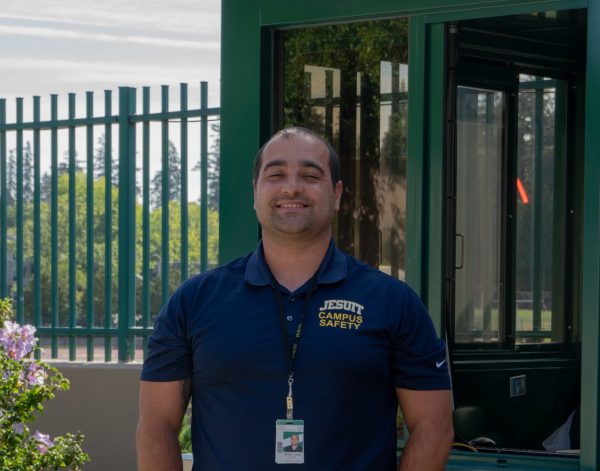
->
[[0, 298, 89, 470], [178, 411, 192, 454]]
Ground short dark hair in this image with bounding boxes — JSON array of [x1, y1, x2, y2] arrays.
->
[[253, 127, 340, 187]]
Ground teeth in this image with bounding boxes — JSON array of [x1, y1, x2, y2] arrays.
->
[[280, 204, 303, 208]]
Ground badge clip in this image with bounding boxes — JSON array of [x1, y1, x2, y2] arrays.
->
[[286, 374, 294, 420]]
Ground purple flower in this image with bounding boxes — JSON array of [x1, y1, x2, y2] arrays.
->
[[25, 362, 46, 386], [33, 430, 53, 454], [0, 321, 38, 360], [12, 422, 25, 434]]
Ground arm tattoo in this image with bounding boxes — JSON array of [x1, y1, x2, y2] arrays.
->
[[182, 378, 192, 412]]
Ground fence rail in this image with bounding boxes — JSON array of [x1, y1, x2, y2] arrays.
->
[[0, 82, 220, 362]]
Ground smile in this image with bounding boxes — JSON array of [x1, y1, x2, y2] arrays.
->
[[276, 202, 307, 208]]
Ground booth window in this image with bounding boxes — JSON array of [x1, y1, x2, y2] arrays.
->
[[277, 18, 409, 280], [514, 76, 567, 345], [453, 75, 570, 348]]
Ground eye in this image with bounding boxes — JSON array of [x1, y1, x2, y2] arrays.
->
[[303, 174, 320, 181], [265, 172, 283, 180]]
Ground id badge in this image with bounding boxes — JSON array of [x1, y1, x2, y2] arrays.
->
[[275, 419, 304, 464]]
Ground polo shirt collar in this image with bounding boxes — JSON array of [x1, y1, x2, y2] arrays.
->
[[245, 239, 347, 287]]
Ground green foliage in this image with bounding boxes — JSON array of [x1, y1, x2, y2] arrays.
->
[[281, 19, 409, 267], [0, 298, 12, 324], [7, 138, 219, 327], [282, 18, 408, 131], [178, 412, 192, 454], [150, 141, 181, 209], [0, 299, 89, 470]]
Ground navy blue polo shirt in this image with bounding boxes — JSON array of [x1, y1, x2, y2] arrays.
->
[[142, 240, 450, 470]]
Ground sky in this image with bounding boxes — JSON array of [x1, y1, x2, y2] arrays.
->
[[0, 0, 221, 200], [0, 0, 221, 115]]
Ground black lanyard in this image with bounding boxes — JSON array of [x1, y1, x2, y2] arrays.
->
[[272, 274, 318, 419]]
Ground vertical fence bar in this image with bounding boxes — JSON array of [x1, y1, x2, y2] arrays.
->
[[118, 86, 136, 362], [104, 90, 113, 362], [200, 82, 208, 272], [86, 91, 94, 361], [68, 93, 77, 361], [180, 83, 189, 282], [142, 87, 151, 356], [0, 100, 6, 298], [50, 95, 58, 358], [33, 97, 41, 359], [16, 98, 24, 324], [161, 85, 169, 304], [128, 88, 137, 361]]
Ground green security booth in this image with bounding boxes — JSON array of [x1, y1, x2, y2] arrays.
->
[[219, 1, 600, 469]]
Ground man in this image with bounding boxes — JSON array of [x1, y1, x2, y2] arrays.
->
[[137, 127, 453, 470], [283, 434, 303, 453]]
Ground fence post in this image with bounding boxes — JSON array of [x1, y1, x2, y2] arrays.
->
[[0, 99, 6, 298], [200, 82, 208, 272], [118, 87, 137, 362], [161, 85, 169, 305], [104, 90, 113, 362], [68, 93, 77, 360], [33, 97, 41, 360], [16, 98, 24, 324]]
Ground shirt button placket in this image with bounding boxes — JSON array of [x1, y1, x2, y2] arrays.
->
[[285, 295, 293, 322]]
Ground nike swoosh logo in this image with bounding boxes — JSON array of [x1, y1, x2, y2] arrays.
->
[[436, 360, 447, 368]]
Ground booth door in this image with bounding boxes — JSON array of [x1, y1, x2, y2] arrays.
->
[[445, 11, 584, 452]]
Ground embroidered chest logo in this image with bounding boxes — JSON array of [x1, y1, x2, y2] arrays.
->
[[318, 299, 365, 331]]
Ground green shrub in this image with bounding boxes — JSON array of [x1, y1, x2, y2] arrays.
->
[[179, 412, 192, 454], [0, 298, 89, 470]]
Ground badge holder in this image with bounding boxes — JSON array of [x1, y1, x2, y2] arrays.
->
[[275, 375, 304, 464]]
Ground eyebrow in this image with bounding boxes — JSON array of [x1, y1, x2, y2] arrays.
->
[[262, 159, 325, 175]]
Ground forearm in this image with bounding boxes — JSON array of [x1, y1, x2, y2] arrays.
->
[[397, 423, 453, 471], [136, 420, 183, 471]]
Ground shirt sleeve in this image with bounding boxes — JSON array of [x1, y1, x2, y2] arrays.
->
[[392, 286, 451, 390], [141, 283, 193, 381]]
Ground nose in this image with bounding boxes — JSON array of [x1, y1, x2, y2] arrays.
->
[[281, 175, 304, 197]]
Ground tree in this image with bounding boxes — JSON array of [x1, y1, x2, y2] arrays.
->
[[208, 121, 220, 211], [6, 149, 16, 207], [19, 171, 119, 327], [93, 133, 118, 185], [150, 141, 181, 209], [8, 135, 219, 332], [281, 19, 409, 267], [22, 141, 34, 203], [192, 121, 221, 211], [40, 172, 51, 203]]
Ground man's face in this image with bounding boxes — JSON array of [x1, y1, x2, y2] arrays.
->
[[291, 435, 299, 447], [253, 134, 342, 241]]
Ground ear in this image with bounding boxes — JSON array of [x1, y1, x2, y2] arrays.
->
[[334, 181, 343, 210]]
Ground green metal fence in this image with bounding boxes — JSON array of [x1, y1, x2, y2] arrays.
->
[[0, 82, 220, 362]]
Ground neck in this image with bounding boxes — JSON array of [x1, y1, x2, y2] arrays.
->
[[262, 234, 330, 292]]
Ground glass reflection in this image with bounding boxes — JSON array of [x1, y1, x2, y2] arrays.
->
[[515, 75, 565, 344], [280, 19, 409, 280]]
